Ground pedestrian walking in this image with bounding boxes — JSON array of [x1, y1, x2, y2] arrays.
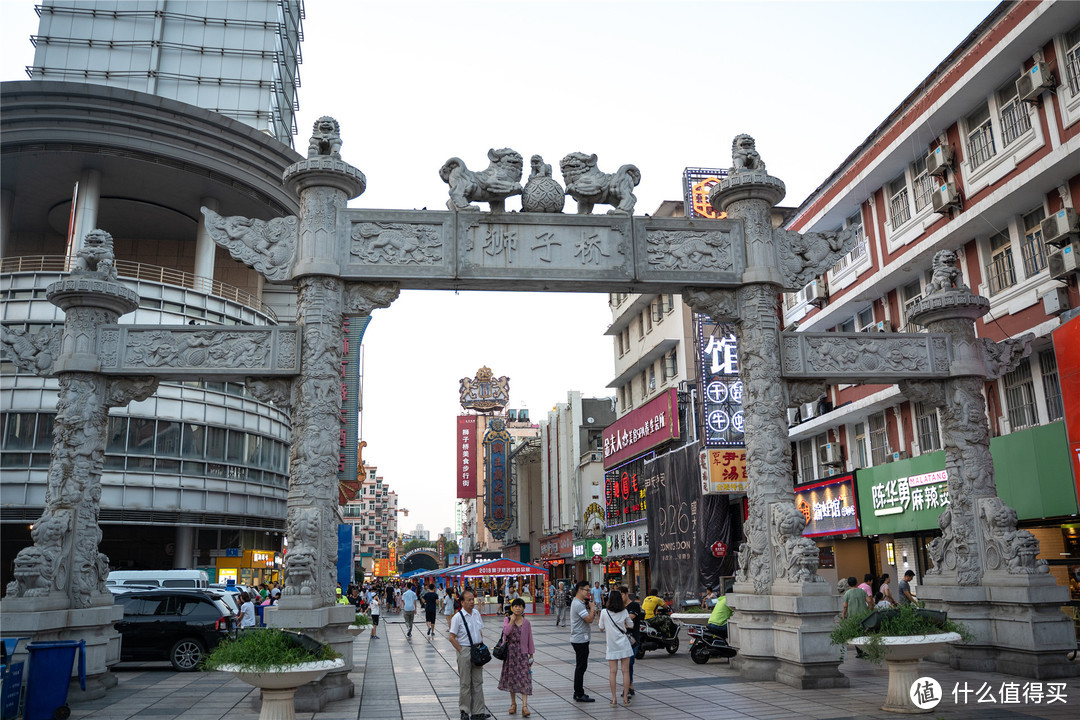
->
[[598, 590, 634, 707], [879, 573, 897, 606], [497, 598, 534, 717], [591, 582, 603, 623], [620, 586, 641, 698], [402, 583, 418, 637], [422, 583, 440, 637], [899, 570, 918, 605], [237, 592, 256, 629], [554, 581, 568, 627], [449, 589, 489, 720], [369, 594, 381, 639], [569, 580, 597, 703], [444, 588, 457, 630]]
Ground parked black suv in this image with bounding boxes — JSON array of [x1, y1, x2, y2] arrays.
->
[[114, 589, 235, 670]]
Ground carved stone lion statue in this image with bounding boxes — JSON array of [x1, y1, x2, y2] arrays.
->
[[560, 152, 641, 216], [439, 148, 524, 212], [307, 116, 342, 159], [283, 545, 318, 595], [731, 134, 766, 174], [75, 229, 117, 280], [923, 249, 968, 295]]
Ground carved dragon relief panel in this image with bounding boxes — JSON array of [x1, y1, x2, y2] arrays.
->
[[96, 326, 302, 379], [779, 332, 952, 383], [201, 208, 298, 282]]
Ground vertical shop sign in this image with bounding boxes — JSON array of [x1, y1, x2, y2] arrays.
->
[[457, 415, 477, 498], [484, 418, 513, 538], [698, 316, 744, 446]]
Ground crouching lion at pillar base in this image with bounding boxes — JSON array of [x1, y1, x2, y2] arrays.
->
[[772, 503, 824, 584], [981, 497, 1048, 575]]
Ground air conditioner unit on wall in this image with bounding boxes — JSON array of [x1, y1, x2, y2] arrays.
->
[[1041, 208, 1079, 248], [800, 402, 816, 421], [931, 182, 960, 213], [818, 443, 843, 467], [805, 278, 827, 307], [1016, 61, 1054, 103], [926, 145, 953, 178], [1048, 242, 1079, 280], [787, 408, 800, 426], [891, 451, 908, 462]]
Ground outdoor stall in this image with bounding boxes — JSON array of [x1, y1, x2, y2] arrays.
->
[[444, 558, 549, 614]]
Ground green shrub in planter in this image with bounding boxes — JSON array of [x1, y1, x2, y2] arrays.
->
[[202, 628, 339, 672], [829, 603, 972, 665], [353, 613, 372, 627]]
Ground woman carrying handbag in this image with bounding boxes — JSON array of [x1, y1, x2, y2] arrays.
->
[[496, 598, 535, 716], [597, 590, 635, 706]]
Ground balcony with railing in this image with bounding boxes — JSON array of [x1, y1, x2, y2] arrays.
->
[[1019, 233, 1047, 277], [0, 255, 276, 321]]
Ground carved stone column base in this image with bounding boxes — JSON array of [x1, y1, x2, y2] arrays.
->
[[921, 574, 1076, 679], [729, 582, 847, 689], [0, 601, 123, 701], [263, 603, 356, 708]]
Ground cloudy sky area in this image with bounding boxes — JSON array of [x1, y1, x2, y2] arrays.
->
[[1, 0, 998, 538]]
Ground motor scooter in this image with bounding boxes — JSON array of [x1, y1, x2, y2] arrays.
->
[[687, 623, 737, 664], [635, 605, 681, 658]]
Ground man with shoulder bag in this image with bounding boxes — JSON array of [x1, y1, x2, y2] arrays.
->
[[449, 588, 491, 720]]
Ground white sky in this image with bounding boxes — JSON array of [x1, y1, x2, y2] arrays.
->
[[0, 0, 998, 539]]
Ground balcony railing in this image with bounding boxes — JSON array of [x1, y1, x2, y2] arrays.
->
[[985, 253, 1017, 296], [0, 255, 276, 321]]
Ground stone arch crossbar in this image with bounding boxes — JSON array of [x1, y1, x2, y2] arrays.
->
[[2, 123, 1072, 705]]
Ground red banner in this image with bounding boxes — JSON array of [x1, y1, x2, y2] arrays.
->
[[602, 387, 680, 469], [457, 415, 477, 498], [1053, 316, 1080, 492]]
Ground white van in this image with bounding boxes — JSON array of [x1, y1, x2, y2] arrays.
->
[[106, 570, 210, 589]]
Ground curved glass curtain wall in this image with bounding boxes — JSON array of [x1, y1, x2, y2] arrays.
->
[[1, 270, 292, 509]]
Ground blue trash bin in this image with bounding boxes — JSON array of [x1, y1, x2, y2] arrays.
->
[[24, 640, 85, 720], [1, 637, 29, 720]]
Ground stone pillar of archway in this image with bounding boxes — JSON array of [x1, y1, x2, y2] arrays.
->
[[0, 231, 157, 699], [904, 287, 1075, 679], [685, 139, 847, 689]]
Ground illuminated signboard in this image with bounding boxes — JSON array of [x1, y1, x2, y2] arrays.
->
[[339, 316, 370, 484], [700, 448, 748, 494], [682, 167, 729, 219], [604, 456, 649, 525], [602, 388, 680, 469], [457, 415, 477, 499], [698, 316, 744, 446], [794, 473, 859, 537], [483, 418, 512, 539], [871, 469, 950, 518], [460, 365, 510, 412]]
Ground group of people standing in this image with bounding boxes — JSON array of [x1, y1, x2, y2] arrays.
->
[[841, 569, 919, 619]]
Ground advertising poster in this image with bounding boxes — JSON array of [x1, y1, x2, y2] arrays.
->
[[698, 494, 739, 591], [644, 442, 701, 606], [457, 415, 477, 498]]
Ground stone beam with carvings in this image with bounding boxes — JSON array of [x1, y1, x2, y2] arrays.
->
[[779, 331, 952, 384], [95, 325, 301, 381]]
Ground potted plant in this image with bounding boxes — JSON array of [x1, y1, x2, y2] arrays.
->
[[202, 628, 343, 720], [830, 604, 971, 714]]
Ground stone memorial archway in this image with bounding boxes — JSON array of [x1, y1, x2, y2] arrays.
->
[[2, 121, 1073, 705]]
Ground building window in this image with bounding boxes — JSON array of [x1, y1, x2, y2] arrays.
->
[[651, 299, 663, 323], [887, 173, 911, 228], [869, 412, 889, 466], [901, 280, 923, 330], [637, 316, 644, 340], [640, 371, 649, 398], [853, 422, 869, 468], [987, 231, 1016, 295], [914, 401, 942, 453], [1039, 349, 1064, 422], [1003, 358, 1038, 431], [643, 308, 653, 334], [832, 210, 868, 275], [662, 349, 677, 381], [911, 155, 936, 212], [997, 80, 1031, 147], [648, 365, 656, 392], [797, 438, 815, 483], [1065, 24, 1080, 97], [856, 306, 875, 332], [1020, 207, 1047, 277], [838, 317, 856, 333], [965, 102, 996, 170], [663, 294, 675, 314], [813, 433, 830, 478]]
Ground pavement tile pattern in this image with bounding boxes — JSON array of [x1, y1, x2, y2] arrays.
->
[[65, 612, 1079, 719]]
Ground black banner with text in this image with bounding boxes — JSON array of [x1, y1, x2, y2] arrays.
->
[[644, 442, 700, 607]]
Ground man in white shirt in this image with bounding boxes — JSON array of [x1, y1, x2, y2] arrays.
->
[[570, 581, 597, 703], [448, 588, 488, 720], [401, 583, 419, 638]]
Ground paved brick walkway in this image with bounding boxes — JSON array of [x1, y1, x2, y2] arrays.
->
[[63, 612, 1078, 719]]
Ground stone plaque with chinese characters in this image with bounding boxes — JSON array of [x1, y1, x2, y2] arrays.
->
[[335, 209, 743, 292]]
